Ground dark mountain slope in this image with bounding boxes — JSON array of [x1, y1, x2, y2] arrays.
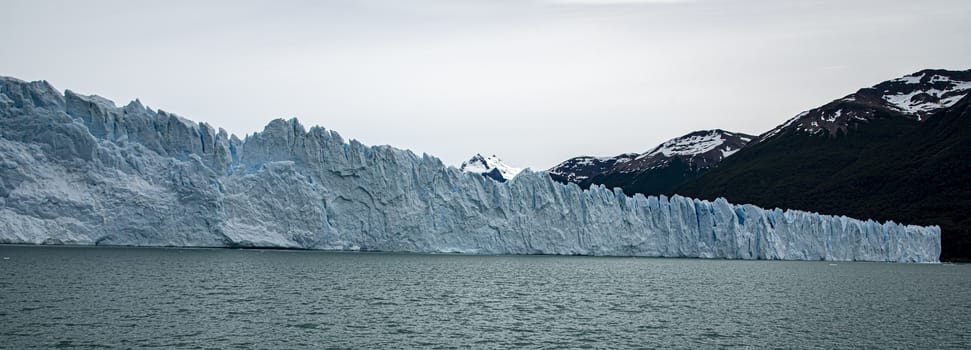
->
[[584, 156, 709, 196], [676, 95, 971, 260], [547, 153, 638, 185]]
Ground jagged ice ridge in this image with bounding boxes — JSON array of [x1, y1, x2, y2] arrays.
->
[[0, 77, 941, 262]]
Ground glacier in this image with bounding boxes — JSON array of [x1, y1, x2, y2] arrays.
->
[[0, 77, 941, 262]]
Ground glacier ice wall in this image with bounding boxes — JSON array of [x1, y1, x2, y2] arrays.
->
[[0, 77, 941, 262]]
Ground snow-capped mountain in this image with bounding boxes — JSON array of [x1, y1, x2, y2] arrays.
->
[[614, 130, 754, 173], [459, 154, 522, 182], [547, 153, 638, 184], [675, 69, 971, 261], [762, 69, 971, 139], [0, 76, 939, 262], [548, 130, 754, 195]]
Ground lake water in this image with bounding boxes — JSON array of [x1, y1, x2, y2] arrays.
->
[[0, 245, 968, 349]]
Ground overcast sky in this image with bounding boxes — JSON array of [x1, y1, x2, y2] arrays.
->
[[3, 0, 969, 169]]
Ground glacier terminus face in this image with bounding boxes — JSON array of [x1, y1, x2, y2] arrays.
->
[[0, 77, 941, 262]]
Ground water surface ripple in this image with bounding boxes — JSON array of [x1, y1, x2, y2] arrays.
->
[[0, 246, 968, 349]]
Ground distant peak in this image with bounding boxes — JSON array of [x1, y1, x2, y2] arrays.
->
[[761, 69, 971, 139], [460, 154, 522, 182]]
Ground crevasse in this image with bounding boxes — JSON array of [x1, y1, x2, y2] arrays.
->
[[0, 77, 941, 262]]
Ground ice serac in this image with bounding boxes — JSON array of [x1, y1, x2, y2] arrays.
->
[[0, 77, 942, 262]]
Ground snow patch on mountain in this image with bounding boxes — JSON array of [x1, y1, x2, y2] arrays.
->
[[893, 74, 923, 85], [882, 73, 971, 118], [641, 130, 726, 159], [721, 147, 739, 158]]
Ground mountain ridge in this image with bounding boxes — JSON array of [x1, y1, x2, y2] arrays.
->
[[549, 129, 754, 195], [759, 69, 971, 140]]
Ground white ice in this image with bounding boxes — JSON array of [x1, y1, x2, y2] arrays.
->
[[0, 77, 941, 262]]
